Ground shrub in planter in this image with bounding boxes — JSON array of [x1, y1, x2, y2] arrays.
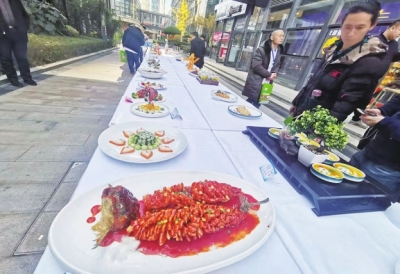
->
[[284, 106, 349, 166]]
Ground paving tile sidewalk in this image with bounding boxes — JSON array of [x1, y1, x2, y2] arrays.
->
[[204, 57, 368, 144], [0, 50, 131, 274]]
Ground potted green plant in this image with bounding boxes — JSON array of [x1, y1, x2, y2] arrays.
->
[[284, 106, 349, 167]]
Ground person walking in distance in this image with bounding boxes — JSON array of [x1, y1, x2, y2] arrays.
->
[[190, 32, 206, 69], [200, 34, 207, 49], [242, 29, 285, 108], [0, 0, 36, 87], [349, 19, 400, 128], [122, 20, 145, 75]]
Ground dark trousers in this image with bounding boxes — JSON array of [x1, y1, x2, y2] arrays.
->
[[246, 98, 261, 109], [139, 47, 143, 65], [195, 58, 204, 69], [126, 51, 139, 74], [0, 29, 32, 81]]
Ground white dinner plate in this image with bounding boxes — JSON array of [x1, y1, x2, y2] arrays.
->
[[130, 102, 170, 118], [139, 82, 166, 90], [131, 92, 166, 103], [48, 170, 276, 274], [98, 122, 187, 164], [228, 105, 262, 119], [211, 90, 238, 103]]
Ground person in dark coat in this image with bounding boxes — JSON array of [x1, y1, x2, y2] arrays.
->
[[242, 29, 285, 108], [0, 0, 36, 87], [350, 95, 400, 202], [349, 19, 400, 128], [122, 21, 145, 74], [290, 1, 393, 122], [190, 32, 206, 69]]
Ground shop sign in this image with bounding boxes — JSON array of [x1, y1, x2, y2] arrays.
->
[[213, 32, 230, 42], [215, 0, 247, 21], [219, 47, 228, 58]]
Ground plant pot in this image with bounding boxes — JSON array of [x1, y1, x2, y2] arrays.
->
[[298, 145, 329, 167]]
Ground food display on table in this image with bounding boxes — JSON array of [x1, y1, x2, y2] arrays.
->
[[47, 171, 275, 273], [131, 102, 169, 117], [98, 123, 187, 163], [132, 86, 164, 102], [137, 68, 166, 79], [147, 58, 161, 69], [211, 90, 238, 103], [189, 68, 199, 77], [296, 137, 320, 147], [186, 53, 200, 71], [323, 151, 340, 165], [268, 128, 281, 139], [197, 69, 219, 86], [333, 163, 365, 182], [139, 81, 165, 90], [91, 180, 260, 253], [228, 105, 262, 119], [310, 163, 344, 183]]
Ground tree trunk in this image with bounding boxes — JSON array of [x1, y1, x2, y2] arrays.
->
[[62, 0, 69, 22]]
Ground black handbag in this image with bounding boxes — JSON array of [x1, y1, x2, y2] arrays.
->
[[357, 126, 379, 150]]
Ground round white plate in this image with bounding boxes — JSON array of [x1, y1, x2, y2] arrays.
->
[[137, 69, 165, 79], [228, 105, 262, 119], [211, 90, 238, 103], [98, 122, 187, 164], [48, 170, 275, 274], [310, 167, 342, 184], [130, 102, 170, 118], [139, 82, 166, 90], [189, 72, 198, 77]]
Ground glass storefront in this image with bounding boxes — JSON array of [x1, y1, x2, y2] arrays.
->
[[210, 21, 224, 60], [336, 0, 400, 23], [266, 3, 292, 29], [217, 19, 235, 63], [292, 0, 334, 27], [237, 32, 258, 71]]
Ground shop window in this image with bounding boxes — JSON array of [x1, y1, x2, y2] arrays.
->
[[266, 3, 292, 29], [237, 32, 258, 71], [335, 0, 400, 23], [276, 56, 309, 88], [218, 19, 234, 63], [284, 29, 321, 57], [292, 0, 334, 27], [248, 7, 264, 31]]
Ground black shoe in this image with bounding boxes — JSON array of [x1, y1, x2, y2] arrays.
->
[[24, 79, 37, 86], [9, 79, 23, 87]]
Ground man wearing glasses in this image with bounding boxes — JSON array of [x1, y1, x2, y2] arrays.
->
[[349, 19, 400, 128]]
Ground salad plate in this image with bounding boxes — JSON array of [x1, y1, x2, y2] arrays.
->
[[48, 170, 275, 274], [311, 163, 344, 184], [333, 163, 365, 182], [228, 105, 262, 119], [139, 81, 166, 90], [98, 122, 187, 164], [211, 90, 238, 103], [130, 102, 170, 118]]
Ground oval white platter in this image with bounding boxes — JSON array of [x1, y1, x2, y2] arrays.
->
[[139, 82, 166, 90], [130, 102, 170, 118], [211, 90, 238, 103], [98, 122, 187, 164], [48, 170, 276, 274], [228, 105, 262, 119]]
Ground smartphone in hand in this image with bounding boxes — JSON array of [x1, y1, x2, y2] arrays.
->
[[357, 108, 377, 116]]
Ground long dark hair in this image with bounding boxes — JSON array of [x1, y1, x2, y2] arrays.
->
[[342, 1, 382, 25]]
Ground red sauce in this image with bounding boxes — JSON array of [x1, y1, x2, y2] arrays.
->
[[99, 230, 128, 247], [86, 205, 101, 224], [86, 217, 96, 224]]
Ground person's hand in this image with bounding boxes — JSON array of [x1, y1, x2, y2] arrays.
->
[[360, 114, 384, 127], [268, 73, 277, 80], [289, 105, 296, 115], [364, 108, 382, 116]]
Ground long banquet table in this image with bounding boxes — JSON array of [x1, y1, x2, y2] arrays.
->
[[34, 52, 400, 274]]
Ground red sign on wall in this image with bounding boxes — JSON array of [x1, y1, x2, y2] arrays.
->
[[219, 47, 228, 58]]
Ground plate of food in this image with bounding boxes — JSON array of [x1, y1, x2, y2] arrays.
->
[[310, 163, 345, 184], [130, 102, 170, 118], [211, 90, 238, 103], [333, 163, 366, 182], [48, 170, 275, 274], [98, 122, 187, 163], [296, 138, 320, 147], [139, 81, 165, 90], [323, 151, 340, 165], [268, 128, 281, 139], [137, 68, 166, 79], [132, 86, 165, 102], [228, 105, 262, 119]]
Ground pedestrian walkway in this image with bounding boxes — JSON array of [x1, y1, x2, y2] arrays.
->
[[0, 50, 130, 274], [204, 57, 368, 149]]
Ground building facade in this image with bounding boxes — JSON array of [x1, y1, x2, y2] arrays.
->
[[212, 0, 400, 90], [110, 0, 134, 17], [137, 9, 172, 38]]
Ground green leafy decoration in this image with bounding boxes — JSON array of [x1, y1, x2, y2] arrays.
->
[[286, 106, 349, 150]]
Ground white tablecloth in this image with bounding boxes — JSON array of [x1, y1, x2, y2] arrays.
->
[[34, 53, 400, 274]]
